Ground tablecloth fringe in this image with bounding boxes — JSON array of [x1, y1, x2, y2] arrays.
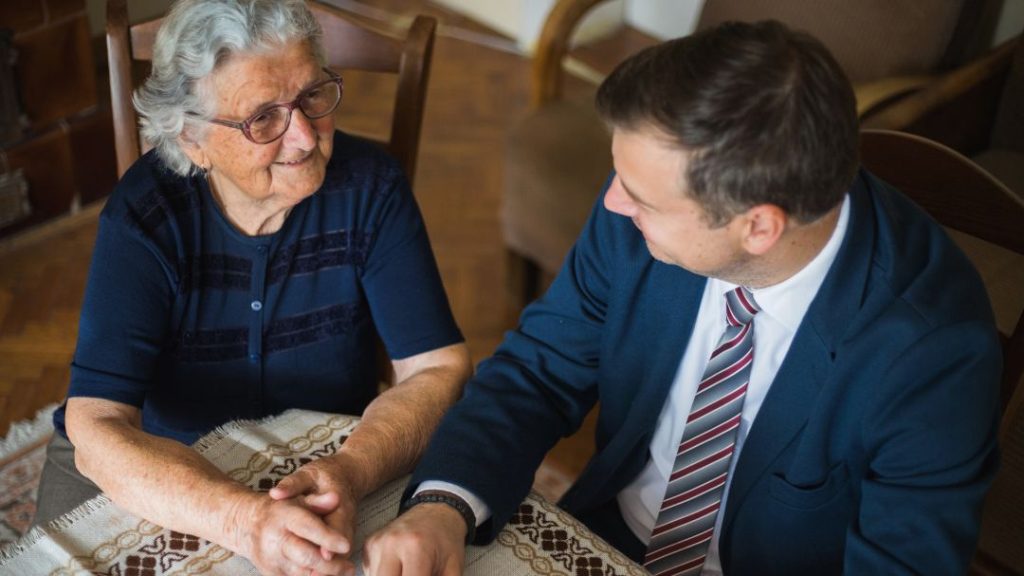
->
[[0, 493, 113, 563], [0, 403, 57, 461], [190, 411, 289, 455]]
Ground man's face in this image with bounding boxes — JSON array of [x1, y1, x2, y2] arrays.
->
[[603, 126, 751, 279]]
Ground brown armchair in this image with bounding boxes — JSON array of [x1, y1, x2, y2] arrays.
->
[[504, 0, 991, 311], [863, 32, 1024, 198]]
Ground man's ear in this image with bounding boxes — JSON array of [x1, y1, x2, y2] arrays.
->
[[740, 204, 786, 256]]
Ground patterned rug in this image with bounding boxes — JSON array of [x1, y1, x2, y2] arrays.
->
[[0, 404, 55, 552]]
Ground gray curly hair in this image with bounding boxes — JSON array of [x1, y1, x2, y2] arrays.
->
[[134, 0, 325, 176]]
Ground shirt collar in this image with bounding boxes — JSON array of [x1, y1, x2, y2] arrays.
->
[[712, 194, 850, 333]]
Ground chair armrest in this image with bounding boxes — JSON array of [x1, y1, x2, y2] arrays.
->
[[532, 0, 612, 107], [854, 75, 934, 118], [861, 36, 1019, 131]]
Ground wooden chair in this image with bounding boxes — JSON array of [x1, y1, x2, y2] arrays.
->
[[106, 0, 436, 184], [504, 0, 993, 312], [860, 128, 1024, 574]]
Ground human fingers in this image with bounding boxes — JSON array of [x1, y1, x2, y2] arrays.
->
[[440, 549, 464, 573], [442, 559, 464, 576], [270, 469, 317, 500], [363, 518, 459, 576], [320, 545, 335, 562], [286, 507, 351, 555], [279, 558, 351, 576], [311, 569, 352, 576], [303, 491, 341, 514], [321, 499, 358, 539], [280, 531, 353, 576], [365, 542, 439, 576]]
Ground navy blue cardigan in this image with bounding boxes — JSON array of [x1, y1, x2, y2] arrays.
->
[[55, 131, 463, 445]]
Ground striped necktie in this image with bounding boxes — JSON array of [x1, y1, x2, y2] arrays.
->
[[644, 286, 760, 576]]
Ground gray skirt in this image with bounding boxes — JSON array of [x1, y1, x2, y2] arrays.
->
[[31, 433, 101, 529]]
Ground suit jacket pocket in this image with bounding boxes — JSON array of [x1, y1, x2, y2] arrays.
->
[[768, 462, 850, 510]]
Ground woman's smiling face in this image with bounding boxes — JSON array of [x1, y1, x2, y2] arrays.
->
[[187, 40, 335, 209]]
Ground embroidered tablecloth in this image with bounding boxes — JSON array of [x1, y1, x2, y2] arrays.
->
[[0, 409, 645, 576]]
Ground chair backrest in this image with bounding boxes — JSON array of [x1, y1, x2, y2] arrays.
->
[[531, 0, 987, 109], [696, 0, 984, 84], [991, 29, 1024, 152], [859, 129, 1024, 412], [530, 0, 611, 107], [859, 35, 1018, 156], [106, 0, 436, 183], [861, 128, 1024, 576], [969, 379, 1024, 575]]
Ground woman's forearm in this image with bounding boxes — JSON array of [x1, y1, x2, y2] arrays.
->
[[64, 397, 260, 552], [333, 342, 472, 500], [66, 397, 352, 575]]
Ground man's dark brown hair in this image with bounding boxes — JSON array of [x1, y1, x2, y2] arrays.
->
[[596, 20, 859, 225]]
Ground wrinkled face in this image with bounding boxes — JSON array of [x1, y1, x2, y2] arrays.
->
[[188, 40, 335, 207], [603, 127, 751, 278]]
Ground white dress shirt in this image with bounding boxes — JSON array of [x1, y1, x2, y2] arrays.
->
[[618, 194, 849, 574], [419, 195, 850, 568]]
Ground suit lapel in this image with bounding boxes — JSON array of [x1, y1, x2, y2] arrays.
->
[[567, 262, 705, 506], [721, 322, 833, 534], [622, 263, 707, 435], [721, 172, 878, 537]]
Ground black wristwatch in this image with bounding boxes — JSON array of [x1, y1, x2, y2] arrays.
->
[[399, 489, 477, 545]]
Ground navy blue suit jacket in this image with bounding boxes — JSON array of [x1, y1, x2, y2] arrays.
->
[[410, 170, 1002, 574]]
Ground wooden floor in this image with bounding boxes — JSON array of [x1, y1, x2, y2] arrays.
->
[[0, 0, 654, 486]]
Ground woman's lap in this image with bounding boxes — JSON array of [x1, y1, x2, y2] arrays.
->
[[31, 433, 101, 530]]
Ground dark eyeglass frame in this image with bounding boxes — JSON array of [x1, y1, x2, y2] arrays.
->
[[205, 68, 343, 144]]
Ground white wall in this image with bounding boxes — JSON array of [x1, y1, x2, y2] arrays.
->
[[432, 0, 523, 39], [519, 0, 558, 51], [85, 0, 174, 35], [994, 0, 1024, 45], [620, 0, 1024, 46], [625, 0, 702, 40], [86, 0, 1023, 50], [435, 0, 626, 52], [440, 0, 1023, 50], [572, 0, 627, 48], [429, 0, 688, 49]]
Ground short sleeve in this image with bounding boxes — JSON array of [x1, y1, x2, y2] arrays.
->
[[359, 169, 463, 359], [68, 215, 176, 407]]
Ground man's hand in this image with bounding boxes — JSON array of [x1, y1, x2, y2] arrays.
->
[[227, 491, 354, 576], [362, 503, 467, 576]]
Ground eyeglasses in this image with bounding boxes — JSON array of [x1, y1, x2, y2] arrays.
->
[[205, 69, 343, 144]]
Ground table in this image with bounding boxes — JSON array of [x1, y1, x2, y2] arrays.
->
[[0, 409, 646, 575]]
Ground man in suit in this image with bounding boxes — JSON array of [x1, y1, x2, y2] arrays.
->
[[362, 20, 1002, 576]]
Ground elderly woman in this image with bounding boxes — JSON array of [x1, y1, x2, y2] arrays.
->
[[34, 0, 470, 574]]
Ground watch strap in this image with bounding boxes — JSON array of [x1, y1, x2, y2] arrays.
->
[[399, 489, 477, 545]]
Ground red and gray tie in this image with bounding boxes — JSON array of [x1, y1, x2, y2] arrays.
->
[[644, 287, 760, 576]]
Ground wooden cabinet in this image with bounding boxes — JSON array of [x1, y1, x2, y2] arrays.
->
[[0, 0, 117, 238]]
